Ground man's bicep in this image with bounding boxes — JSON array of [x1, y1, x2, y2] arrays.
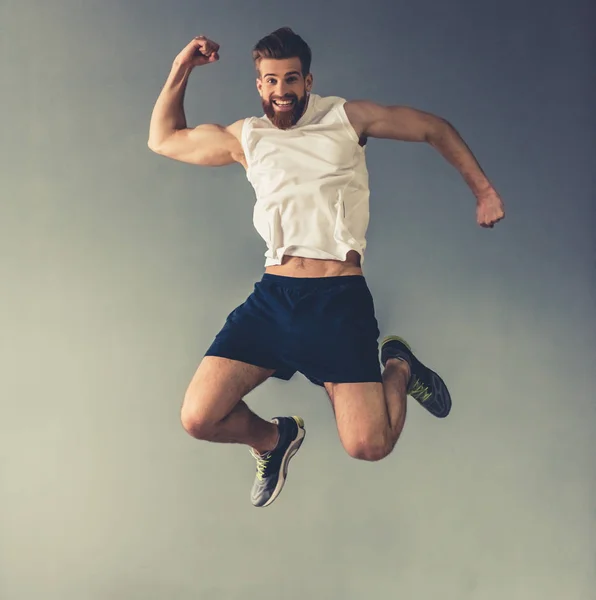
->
[[345, 100, 437, 142], [152, 121, 244, 166]]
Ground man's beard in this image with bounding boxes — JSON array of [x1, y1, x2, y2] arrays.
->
[[262, 92, 308, 130]]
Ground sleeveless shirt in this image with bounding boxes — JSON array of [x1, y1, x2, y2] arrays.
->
[[240, 93, 370, 267]]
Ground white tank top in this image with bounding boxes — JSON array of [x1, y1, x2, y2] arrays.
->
[[240, 93, 371, 267]]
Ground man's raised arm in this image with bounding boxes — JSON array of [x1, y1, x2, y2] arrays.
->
[[345, 100, 505, 228], [148, 36, 244, 167]]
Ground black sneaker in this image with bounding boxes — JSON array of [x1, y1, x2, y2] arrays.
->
[[249, 416, 305, 508], [380, 335, 452, 418]]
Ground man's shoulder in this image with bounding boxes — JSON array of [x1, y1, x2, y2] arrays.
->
[[341, 100, 377, 138], [311, 93, 347, 109], [315, 95, 362, 127], [313, 95, 368, 138], [226, 118, 247, 142], [226, 115, 269, 140]]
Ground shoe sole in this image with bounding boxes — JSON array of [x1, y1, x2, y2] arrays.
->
[[258, 416, 305, 508], [380, 336, 452, 418]]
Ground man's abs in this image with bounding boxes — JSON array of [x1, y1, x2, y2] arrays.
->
[[264, 250, 363, 278]]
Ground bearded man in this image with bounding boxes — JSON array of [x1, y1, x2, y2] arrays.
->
[[148, 28, 505, 508]]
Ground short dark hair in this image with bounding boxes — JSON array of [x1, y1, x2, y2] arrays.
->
[[252, 27, 312, 77]]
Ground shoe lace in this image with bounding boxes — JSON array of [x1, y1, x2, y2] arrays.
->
[[250, 449, 271, 481], [409, 376, 432, 403]]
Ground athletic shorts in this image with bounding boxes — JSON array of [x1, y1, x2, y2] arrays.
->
[[204, 273, 383, 387]]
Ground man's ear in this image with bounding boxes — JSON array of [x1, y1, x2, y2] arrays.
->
[[256, 77, 263, 96], [305, 73, 313, 92]]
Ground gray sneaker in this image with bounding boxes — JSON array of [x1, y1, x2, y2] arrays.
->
[[249, 416, 305, 507], [380, 335, 452, 418]]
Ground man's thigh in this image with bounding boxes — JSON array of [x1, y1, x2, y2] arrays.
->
[[324, 381, 392, 460], [182, 356, 275, 425]]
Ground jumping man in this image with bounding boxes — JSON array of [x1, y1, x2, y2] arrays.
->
[[148, 28, 505, 508]]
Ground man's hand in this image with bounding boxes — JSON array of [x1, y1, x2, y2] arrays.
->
[[476, 188, 505, 228], [174, 36, 220, 69]]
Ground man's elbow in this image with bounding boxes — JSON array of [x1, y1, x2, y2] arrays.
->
[[425, 116, 453, 144], [147, 137, 166, 154]]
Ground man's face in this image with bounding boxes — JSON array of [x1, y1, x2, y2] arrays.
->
[[256, 57, 313, 130]]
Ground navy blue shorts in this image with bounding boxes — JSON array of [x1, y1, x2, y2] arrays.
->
[[204, 273, 383, 387]]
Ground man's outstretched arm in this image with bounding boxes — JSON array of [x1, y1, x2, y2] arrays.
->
[[344, 100, 505, 228]]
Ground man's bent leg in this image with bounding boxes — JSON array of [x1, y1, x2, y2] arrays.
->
[[181, 356, 279, 454], [324, 358, 409, 461], [183, 356, 306, 508]]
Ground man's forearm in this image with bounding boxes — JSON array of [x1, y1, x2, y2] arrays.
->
[[148, 61, 194, 149], [428, 120, 493, 198]]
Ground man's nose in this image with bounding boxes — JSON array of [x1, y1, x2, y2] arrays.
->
[[275, 83, 291, 97]]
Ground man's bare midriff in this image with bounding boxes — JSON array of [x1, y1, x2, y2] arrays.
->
[[264, 249, 363, 278]]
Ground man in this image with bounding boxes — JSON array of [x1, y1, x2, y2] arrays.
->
[[148, 28, 505, 508]]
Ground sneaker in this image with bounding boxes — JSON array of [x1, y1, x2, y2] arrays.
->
[[249, 416, 305, 507], [380, 335, 452, 418]]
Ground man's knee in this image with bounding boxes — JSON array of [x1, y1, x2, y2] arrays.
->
[[181, 356, 273, 439], [180, 401, 214, 439], [343, 436, 395, 462], [180, 389, 229, 440]]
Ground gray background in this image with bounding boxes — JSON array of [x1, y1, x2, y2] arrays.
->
[[1, 0, 595, 598]]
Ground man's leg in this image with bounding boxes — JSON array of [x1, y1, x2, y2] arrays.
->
[[181, 355, 306, 507], [324, 357, 410, 461], [181, 356, 279, 454]]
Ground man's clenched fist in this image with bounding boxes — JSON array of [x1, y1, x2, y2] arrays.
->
[[174, 36, 220, 68], [476, 188, 505, 228]]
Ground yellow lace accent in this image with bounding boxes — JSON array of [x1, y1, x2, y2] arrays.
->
[[409, 377, 432, 403], [250, 449, 271, 481]]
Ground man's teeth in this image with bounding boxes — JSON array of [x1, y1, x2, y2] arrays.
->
[[274, 100, 293, 106]]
